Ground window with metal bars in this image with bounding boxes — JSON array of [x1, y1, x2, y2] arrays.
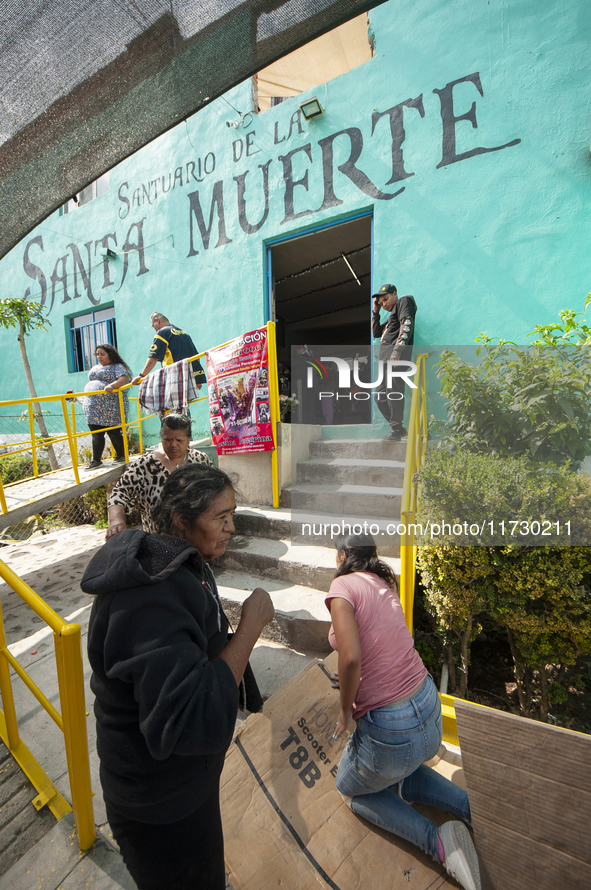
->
[[69, 306, 117, 373]]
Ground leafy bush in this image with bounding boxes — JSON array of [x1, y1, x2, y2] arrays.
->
[[434, 343, 591, 467], [83, 485, 108, 524], [417, 449, 591, 546], [490, 546, 591, 720], [417, 544, 494, 697], [0, 451, 51, 485], [417, 447, 591, 719]]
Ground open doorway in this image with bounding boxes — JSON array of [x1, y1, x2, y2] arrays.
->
[[267, 213, 372, 424]]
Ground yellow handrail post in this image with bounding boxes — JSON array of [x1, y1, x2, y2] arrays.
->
[[118, 389, 129, 462], [61, 397, 80, 484], [399, 353, 428, 634], [136, 399, 144, 454], [266, 321, 281, 508], [54, 625, 95, 850], [28, 403, 38, 477], [0, 605, 20, 750], [70, 398, 77, 440], [0, 474, 7, 515]]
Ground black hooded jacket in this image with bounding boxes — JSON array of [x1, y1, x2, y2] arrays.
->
[[82, 529, 238, 824]]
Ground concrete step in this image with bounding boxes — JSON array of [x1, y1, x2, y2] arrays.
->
[[290, 512, 400, 555], [233, 505, 400, 554], [296, 457, 405, 488], [233, 505, 291, 540], [309, 438, 407, 460], [289, 482, 403, 519], [214, 569, 331, 652], [214, 535, 400, 594]]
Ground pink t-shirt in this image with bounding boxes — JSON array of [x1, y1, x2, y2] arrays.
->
[[325, 571, 427, 720]]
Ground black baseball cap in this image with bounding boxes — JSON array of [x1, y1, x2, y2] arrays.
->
[[372, 283, 397, 299]]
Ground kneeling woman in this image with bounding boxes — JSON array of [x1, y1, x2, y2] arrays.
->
[[326, 534, 481, 890], [83, 463, 274, 890]]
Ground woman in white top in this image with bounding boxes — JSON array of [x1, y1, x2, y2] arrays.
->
[[326, 533, 481, 890]]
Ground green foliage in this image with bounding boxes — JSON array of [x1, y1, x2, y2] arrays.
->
[[417, 449, 591, 545], [526, 293, 591, 346], [491, 546, 591, 660], [418, 540, 591, 720], [83, 485, 108, 523], [434, 342, 591, 466], [417, 449, 591, 719], [417, 544, 493, 697], [0, 297, 50, 335], [414, 638, 438, 672], [0, 451, 51, 484]]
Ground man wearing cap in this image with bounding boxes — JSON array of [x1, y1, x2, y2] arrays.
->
[[371, 284, 417, 440], [131, 312, 206, 387]]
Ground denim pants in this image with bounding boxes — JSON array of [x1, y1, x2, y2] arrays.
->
[[335, 676, 471, 861]]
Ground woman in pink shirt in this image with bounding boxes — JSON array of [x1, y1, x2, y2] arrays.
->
[[326, 534, 481, 890]]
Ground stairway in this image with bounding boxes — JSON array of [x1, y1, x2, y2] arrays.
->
[[213, 435, 406, 653]]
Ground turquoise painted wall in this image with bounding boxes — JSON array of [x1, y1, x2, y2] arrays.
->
[[1, 0, 590, 439]]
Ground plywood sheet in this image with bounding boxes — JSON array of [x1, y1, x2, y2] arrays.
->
[[455, 699, 591, 890]]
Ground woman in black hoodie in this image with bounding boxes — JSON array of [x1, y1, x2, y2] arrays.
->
[[83, 463, 274, 890]]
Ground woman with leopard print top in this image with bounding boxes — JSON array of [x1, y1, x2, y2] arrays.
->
[[106, 414, 213, 538]]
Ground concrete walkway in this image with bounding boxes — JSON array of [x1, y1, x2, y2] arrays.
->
[[0, 526, 318, 888]]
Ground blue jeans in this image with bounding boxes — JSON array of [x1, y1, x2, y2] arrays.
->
[[335, 676, 471, 861]]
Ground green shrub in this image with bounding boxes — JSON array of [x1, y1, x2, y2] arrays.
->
[[417, 449, 591, 546], [417, 450, 591, 718], [434, 343, 591, 467], [0, 451, 51, 485], [83, 485, 108, 524], [417, 544, 494, 697]]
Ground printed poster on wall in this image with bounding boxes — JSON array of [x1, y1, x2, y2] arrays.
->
[[206, 327, 274, 454]]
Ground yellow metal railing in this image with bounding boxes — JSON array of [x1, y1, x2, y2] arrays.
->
[[0, 324, 283, 845], [399, 353, 428, 632], [398, 352, 463, 748], [0, 323, 282, 515], [0, 559, 95, 848], [0, 390, 144, 516]]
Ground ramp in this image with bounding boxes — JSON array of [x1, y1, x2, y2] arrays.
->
[[0, 464, 125, 532]]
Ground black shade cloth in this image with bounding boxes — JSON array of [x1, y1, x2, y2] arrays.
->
[[0, 0, 385, 262]]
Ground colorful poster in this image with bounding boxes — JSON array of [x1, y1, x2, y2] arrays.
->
[[206, 327, 274, 454]]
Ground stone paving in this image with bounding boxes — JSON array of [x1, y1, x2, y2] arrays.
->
[[0, 525, 317, 887]]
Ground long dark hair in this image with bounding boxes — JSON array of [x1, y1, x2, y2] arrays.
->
[[334, 533, 398, 591], [95, 343, 132, 378], [152, 462, 233, 534]]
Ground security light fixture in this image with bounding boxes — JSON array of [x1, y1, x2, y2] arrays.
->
[[299, 97, 323, 120]]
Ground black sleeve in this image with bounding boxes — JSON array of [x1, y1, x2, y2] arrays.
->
[[102, 575, 238, 761], [372, 311, 385, 339], [391, 296, 416, 354]]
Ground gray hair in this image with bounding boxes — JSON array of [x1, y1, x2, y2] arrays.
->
[[150, 311, 169, 324], [160, 413, 192, 438], [152, 463, 233, 534]]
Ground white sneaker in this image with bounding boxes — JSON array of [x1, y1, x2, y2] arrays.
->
[[438, 821, 481, 890]]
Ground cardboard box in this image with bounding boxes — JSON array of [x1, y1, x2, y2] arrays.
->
[[221, 652, 460, 889]]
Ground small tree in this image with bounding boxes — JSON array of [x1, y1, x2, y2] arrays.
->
[[0, 297, 58, 469]]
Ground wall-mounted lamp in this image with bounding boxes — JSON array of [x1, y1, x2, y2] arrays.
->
[[226, 111, 254, 129], [101, 248, 117, 260], [299, 97, 324, 120]]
